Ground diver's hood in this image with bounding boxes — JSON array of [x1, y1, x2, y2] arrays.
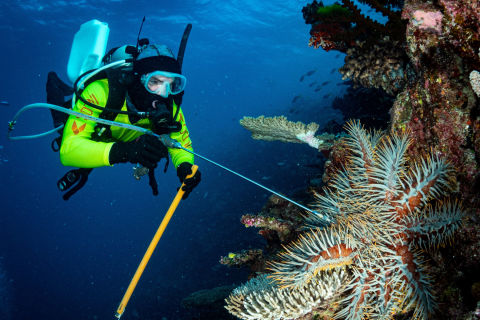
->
[[127, 44, 182, 112]]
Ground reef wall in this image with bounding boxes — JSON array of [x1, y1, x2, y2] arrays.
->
[[222, 1, 480, 319]]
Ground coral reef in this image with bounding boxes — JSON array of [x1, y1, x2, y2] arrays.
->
[[225, 269, 348, 320], [240, 116, 336, 150], [339, 37, 413, 95], [226, 121, 465, 319], [220, 249, 265, 273], [225, 1, 480, 318], [240, 214, 295, 242], [303, 0, 405, 53], [260, 194, 307, 225], [392, 0, 480, 202], [305, 0, 480, 202]]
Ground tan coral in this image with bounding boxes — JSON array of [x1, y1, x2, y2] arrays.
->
[[240, 115, 335, 150]]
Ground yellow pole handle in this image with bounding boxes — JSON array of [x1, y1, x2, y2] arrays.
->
[[115, 165, 199, 319]]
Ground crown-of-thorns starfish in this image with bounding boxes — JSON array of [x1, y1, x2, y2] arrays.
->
[[226, 120, 464, 320]]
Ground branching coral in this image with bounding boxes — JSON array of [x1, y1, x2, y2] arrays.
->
[[226, 121, 465, 320], [240, 116, 336, 150], [241, 214, 295, 242], [225, 269, 348, 320]]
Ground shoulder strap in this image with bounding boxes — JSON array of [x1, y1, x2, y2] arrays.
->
[[55, 71, 127, 200], [91, 71, 128, 141]]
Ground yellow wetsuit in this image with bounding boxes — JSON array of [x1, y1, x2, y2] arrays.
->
[[60, 79, 194, 168]]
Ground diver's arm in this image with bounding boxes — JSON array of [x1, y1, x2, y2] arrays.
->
[[60, 80, 114, 168], [168, 105, 194, 168]]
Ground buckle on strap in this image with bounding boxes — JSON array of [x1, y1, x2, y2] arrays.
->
[[57, 168, 93, 200]]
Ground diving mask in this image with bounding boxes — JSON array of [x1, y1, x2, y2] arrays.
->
[[140, 71, 186, 98]]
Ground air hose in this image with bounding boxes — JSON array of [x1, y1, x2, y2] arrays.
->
[[7, 102, 330, 221]]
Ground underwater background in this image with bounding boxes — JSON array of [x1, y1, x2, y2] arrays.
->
[[0, 1, 345, 319], [1, 0, 480, 320]]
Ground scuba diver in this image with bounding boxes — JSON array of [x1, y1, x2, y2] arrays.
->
[[52, 41, 201, 200], [9, 19, 323, 222]]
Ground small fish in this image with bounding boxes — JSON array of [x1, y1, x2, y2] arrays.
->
[[291, 95, 301, 104], [330, 68, 337, 74], [314, 87, 322, 92], [299, 75, 305, 82], [0, 101, 9, 106], [321, 81, 330, 86], [308, 82, 316, 87], [305, 70, 316, 76], [335, 54, 341, 58], [323, 93, 332, 99]]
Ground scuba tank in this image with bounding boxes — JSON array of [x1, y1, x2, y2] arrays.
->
[[67, 19, 110, 83]]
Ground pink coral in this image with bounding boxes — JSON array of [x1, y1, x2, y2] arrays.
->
[[240, 214, 295, 242], [412, 9, 443, 34]]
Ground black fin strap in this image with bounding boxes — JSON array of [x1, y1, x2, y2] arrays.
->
[[148, 168, 159, 196], [58, 168, 93, 201]]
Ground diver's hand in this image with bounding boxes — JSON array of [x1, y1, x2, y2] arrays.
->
[[176, 162, 201, 199], [109, 134, 168, 168], [148, 100, 181, 135]]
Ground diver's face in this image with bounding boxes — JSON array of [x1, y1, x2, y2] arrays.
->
[[144, 74, 174, 97]]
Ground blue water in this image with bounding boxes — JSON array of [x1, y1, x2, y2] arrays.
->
[[0, 1, 347, 319]]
